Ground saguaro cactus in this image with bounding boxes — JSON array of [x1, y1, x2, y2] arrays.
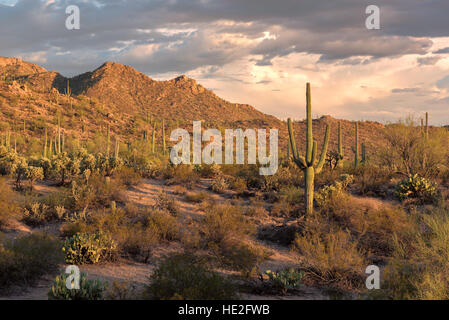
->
[[57, 116, 61, 154], [106, 124, 110, 157], [361, 142, 366, 163], [425, 112, 429, 140], [152, 121, 156, 154], [336, 121, 344, 168], [44, 127, 48, 158], [114, 138, 120, 159], [162, 119, 166, 154], [287, 83, 330, 215], [352, 122, 359, 167]]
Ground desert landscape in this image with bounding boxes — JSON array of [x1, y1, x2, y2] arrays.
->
[[0, 56, 448, 300]]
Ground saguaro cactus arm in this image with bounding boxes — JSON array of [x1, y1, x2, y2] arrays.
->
[[315, 124, 330, 174], [287, 118, 307, 169]]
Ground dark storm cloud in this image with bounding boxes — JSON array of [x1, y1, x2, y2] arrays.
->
[[0, 0, 448, 76]]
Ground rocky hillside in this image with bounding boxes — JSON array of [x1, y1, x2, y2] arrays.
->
[[0, 56, 388, 159]]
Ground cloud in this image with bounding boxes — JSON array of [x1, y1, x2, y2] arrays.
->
[[417, 56, 442, 66], [392, 88, 420, 93], [1, 0, 449, 123], [434, 47, 449, 54]]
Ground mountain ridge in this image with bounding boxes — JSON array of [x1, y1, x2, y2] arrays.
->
[[0, 56, 388, 158]]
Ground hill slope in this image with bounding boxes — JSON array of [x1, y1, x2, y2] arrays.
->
[[0, 56, 387, 160]]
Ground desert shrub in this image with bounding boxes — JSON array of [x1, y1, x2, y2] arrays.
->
[[63, 231, 118, 264], [315, 174, 353, 208], [106, 280, 138, 300], [314, 184, 411, 257], [245, 205, 268, 217], [354, 165, 393, 197], [263, 166, 296, 191], [201, 204, 255, 245], [292, 229, 365, 289], [269, 201, 296, 218], [196, 163, 222, 178], [155, 192, 179, 216], [71, 173, 124, 210], [209, 174, 228, 193], [0, 233, 63, 291], [379, 119, 449, 178], [213, 240, 270, 277], [121, 225, 159, 262], [280, 185, 304, 205], [394, 174, 439, 204], [172, 185, 187, 195], [48, 271, 108, 300], [185, 191, 208, 203], [143, 210, 180, 241], [0, 178, 19, 228], [144, 253, 238, 300], [113, 166, 142, 187], [164, 164, 199, 188], [229, 177, 247, 194], [378, 210, 449, 299], [265, 268, 304, 295], [22, 202, 53, 226]]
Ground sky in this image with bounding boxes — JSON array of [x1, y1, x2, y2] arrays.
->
[[1, 0, 449, 124]]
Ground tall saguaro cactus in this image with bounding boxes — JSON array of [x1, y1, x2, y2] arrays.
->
[[106, 124, 110, 157], [44, 127, 48, 158], [162, 119, 166, 154], [352, 122, 359, 167], [361, 142, 366, 163], [425, 112, 429, 140], [287, 83, 330, 215], [152, 121, 156, 154], [336, 121, 344, 168]]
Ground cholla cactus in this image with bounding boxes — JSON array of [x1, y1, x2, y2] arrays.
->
[[25, 165, 44, 190], [51, 152, 71, 184]]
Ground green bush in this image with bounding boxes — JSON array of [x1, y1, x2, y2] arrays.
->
[[144, 253, 238, 300], [0, 233, 63, 291], [395, 174, 438, 203], [63, 232, 118, 264], [265, 268, 304, 295], [48, 270, 107, 300]]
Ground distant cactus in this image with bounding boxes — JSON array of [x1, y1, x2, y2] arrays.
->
[[65, 80, 72, 110], [114, 137, 119, 159], [361, 142, 366, 163], [44, 127, 48, 158], [336, 121, 344, 168], [425, 112, 429, 140], [287, 83, 330, 215], [106, 124, 110, 157], [162, 119, 166, 154], [57, 116, 61, 154], [152, 121, 156, 154], [352, 122, 359, 167]]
